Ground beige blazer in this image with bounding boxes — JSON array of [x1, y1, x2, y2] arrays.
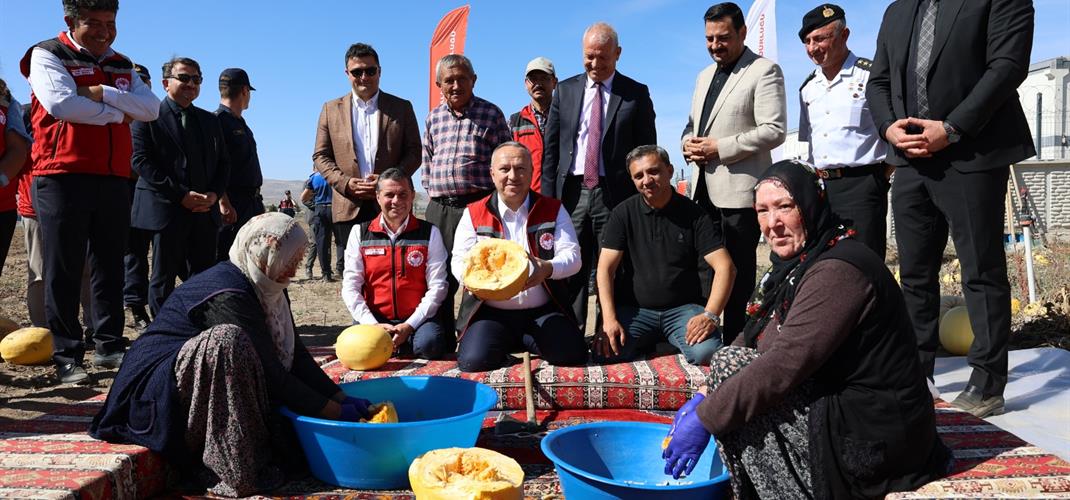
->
[[312, 91, 421, 223], [683, 48, 786, 209]]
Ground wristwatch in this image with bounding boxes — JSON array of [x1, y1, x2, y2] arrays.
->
[[701, 310, 721, 327], [943, 122, 961, 144]]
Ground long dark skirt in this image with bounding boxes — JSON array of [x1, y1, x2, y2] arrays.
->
[[707, 346, 813, 499], [174, 324, 292, 497]]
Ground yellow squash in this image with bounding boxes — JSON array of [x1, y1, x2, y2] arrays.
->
[[361, 401, 399, 423], [938, 306, 973, 356], [335, 324, 393, 370], [0, 327, 53, 365], [408, 447, 524, 500], [463, 239, 529, 301]]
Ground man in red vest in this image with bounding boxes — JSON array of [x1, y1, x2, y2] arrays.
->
[[21, 0, 160, 383], [508, 57, 557, 194], [451, 142, 588, 372], [340, 168, 452, 359]]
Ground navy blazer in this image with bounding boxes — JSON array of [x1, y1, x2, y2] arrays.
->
[[131, 98, 230, 230], [542, 72, 656, 208]]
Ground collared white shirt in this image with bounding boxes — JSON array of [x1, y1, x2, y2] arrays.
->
[[341, 214, 448, 329], [569, 72, 616, 177], [452, 193, 581, 310], [351, 91, 380, 178], [27, 32, 159, 126], [798, 52, 887, 169]]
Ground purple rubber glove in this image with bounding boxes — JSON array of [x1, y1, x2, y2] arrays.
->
[[339, 404, 363, 422], [662, 393, 711, 479], [341, 396, 372, 420]]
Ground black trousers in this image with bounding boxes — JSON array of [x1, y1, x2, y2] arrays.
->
[[457, 304, 588, 372], [893, 165, 1011, 397], [216, 189, 265, 261], [424, 196, 480, 333], [824, 166, 890, 260], [34, 174, 129, 364], [123, 226, 151, 308], [716, 207, 760, 346], [561, 175, 612, 332], [0, 209, 16, 276], [310, 204, 334, 277], [148, 211, 218, 316]]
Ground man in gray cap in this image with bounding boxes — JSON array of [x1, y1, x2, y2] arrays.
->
[[509, 57, 557, 193], [797, 4, 889, 259], [214, 67, 263, 259]]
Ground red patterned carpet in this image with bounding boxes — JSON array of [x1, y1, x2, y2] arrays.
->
[[1, 354, 1068, 499]]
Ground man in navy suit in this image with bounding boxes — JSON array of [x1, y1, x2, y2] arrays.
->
[[542, 22, 657, 331], [131, 57, 232, 316], [868, 0, 1035, 417]]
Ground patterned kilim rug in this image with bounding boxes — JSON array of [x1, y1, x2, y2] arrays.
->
[[2, 353, 1069, 499]]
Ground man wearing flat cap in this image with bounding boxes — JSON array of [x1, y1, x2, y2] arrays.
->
[[797, 4, 889, 259], [215, 67, 265, 259], [509, 57, 557, 193]]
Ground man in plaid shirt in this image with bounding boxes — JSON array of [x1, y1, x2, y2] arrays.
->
[[422, 54, 511, 332]]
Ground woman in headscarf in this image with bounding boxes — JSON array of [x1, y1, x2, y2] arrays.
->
[[662, 161, 952, 498], [91, 213, 371, 497]]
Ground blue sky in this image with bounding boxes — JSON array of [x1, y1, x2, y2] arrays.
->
[[2, 0, 1067, 186]]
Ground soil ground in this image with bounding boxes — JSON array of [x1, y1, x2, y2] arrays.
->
[[2, 224, 1067, 423]]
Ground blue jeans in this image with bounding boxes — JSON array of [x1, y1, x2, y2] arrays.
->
[[595, 303, 723, 366]]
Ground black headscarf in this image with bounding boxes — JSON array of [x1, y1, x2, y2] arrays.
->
[[741, 160, 853, 347]]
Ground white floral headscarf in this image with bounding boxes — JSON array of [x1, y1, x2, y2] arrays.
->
[[229, 213, 307, 370]]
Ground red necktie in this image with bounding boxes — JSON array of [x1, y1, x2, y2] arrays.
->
[[583, 81, 603, 189]]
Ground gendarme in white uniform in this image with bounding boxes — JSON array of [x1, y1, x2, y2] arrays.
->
[[798, 51, 887, 170]]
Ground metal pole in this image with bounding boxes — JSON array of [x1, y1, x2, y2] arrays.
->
[[1036, 92, 1043, 160], [1023, 225, 1038, 303]]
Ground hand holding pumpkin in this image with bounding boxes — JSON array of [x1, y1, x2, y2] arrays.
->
[[523, 255, 553, 290]]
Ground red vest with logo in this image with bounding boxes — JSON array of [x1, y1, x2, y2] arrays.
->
[[510, 105, 544, 193], [19, 32, 134, 178], [456, 192, 574, 333], [358, 216, 434, 322], [0, 93, 15, 212]]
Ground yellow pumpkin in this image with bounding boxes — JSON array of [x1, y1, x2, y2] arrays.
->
[[408, 447, 524, 500], [0, 317, 21, 340], [335, 324, 392, 370], [0, 327, 53, 365], [463, 239, 529, 301], [938, 306, 973, 356], [362, 401, 399, 423]]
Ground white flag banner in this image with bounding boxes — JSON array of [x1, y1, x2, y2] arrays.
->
[[744, 0, 782, 160]]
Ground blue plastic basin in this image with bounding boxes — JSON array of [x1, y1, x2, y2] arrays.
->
[[541, 421, 730, 499], [280, 376, 498, 489]]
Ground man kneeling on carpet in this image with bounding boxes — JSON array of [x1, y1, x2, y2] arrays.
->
[[661, 161, 952, 498], [90, 213, 373, 497], [452, 142, 588, 372], [592, 145, 734, 366], [341, 168, 452, 359]]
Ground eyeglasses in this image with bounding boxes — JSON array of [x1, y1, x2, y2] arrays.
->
[[167, 74, 203, 85], [348, 67, 379, 78]]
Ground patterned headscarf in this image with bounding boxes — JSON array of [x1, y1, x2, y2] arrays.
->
[[741, 160, 853, 348], [229, 213, 307, 370]]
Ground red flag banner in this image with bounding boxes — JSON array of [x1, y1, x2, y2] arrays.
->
[[428, 5, 470, 112]]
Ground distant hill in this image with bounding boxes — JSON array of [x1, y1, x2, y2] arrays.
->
[[260, 179, 429, 217]]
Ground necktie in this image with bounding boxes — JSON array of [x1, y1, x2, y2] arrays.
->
[[180, 108, 189, 129], [915, 0, 938, 118], [583, 81, 603, 189]]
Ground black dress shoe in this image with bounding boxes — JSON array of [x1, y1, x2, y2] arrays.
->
[[127, 305, 151, 331], [951, 384, 1005, 418], [57, 363, 89, 384], [92, 351, 125, 369]]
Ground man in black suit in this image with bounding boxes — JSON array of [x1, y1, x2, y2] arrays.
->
[[132, 57, 232, 316], [867, 0, 1035, 418], [542, 22, 657, 330]]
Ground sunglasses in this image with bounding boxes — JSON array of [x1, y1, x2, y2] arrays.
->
[[348, 67, 379, 78], [167, 74, 203, 85]]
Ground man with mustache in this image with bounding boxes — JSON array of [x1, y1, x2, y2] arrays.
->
[[423, 54, 512, 333], [682, 2, 786, 346], [508, 57, 557, 193]]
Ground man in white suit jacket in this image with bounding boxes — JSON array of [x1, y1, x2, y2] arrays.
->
[[681, 2, 786, 345]]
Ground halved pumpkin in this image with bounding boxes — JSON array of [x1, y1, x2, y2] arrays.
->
[[463, 239, 529, 301], [361, 401, 399, 423], [408, 447, 523, 500]]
